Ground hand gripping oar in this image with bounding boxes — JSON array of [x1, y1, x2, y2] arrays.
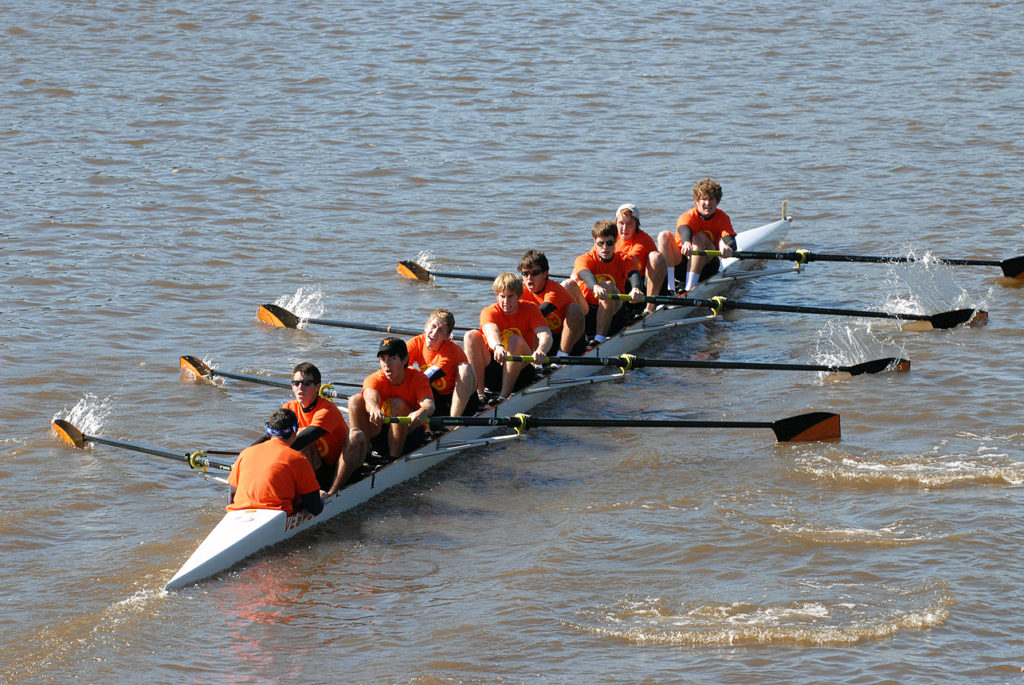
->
[[51, 419, 234, 473], [510, 353, 910, 376], [627, 294, 987, 331], [693, 249, 1024, 280], [385, 411, 840, 443], [256, 303, 471, 336], [396, 260, 570, 283], [179, 355, 353, 397]]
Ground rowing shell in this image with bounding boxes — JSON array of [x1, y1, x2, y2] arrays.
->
[[164, 213, 794, 590]]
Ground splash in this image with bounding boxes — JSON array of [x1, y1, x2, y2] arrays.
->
[[52, 393, 116, 437], [413, 249, 436, 271], [273, 287, 326, 327], [813, 320, 907, 370], [567, 579, 953, 647], [880, 247, 979, 314]]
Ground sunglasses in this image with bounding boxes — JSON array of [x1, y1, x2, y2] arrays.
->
[[596, 239, 617, 247], [291, 379, 316, 387], [520, 268, 546, 277]]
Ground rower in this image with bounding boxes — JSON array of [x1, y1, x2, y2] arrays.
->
[[348, 337, 435, 459], [569, 219, 645, 343], [284, 362, 363, 496], [657, 178, 737, 294], [614, 203, 668, 313], [228, 408, 324, 516], [463, 272, 553, 401], [517, 250, 586, 357], [406, 308, 480, 417]]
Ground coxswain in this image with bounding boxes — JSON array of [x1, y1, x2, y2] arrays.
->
[[228, 408, 324, 516]]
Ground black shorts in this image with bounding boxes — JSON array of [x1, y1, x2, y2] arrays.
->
[[369, 424, 427, 458], [432, 389, 481, 416], [314, 461, 337, 491], [583, 304, 629, 338], [483, 358, 537, 394]]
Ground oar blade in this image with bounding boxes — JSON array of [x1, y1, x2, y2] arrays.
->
[[397, 260, 432, 281], [771, 412, 841, 442], [180, 354, 214, 379], [1000, 255, 1024, 280], [257, 303, 301, 329], [52, 419, 86, 448], [847, 357, 911, 376], [928, 308, 983, 330]]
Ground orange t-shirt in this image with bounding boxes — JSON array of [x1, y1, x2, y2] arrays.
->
[[227, 439, 320, 515], [675, 207, 735, 246], [283, 396, 348, 465], [572, 248, 642, 305], [479, 300, 548, 350], [520, 279, 575, 336], [406, 334, 468, 396], [616, 228, 658, 266], [362, 367, 434, 416]]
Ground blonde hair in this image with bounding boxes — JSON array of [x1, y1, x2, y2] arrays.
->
[[428, 308, 455, 334], [492, 272, 524, 296]]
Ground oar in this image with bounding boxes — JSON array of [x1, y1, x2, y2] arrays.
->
[[385, 411, 840, 442], [693, 248, 1024, 280], [257, 303, 471, 336], [397, 260, 569, 283], [179, 355, 353, 397], [509, 353, 910, 376], [51, 419, 234, 472], [623, 294, 986, 331]]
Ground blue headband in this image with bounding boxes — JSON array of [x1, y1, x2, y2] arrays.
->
[[265, 421, 298, 438]]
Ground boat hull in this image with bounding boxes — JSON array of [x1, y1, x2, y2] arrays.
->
[[165, 216, 792, 590]]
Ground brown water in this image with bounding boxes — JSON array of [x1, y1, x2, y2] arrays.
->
[[3, 1, 1024, 682]]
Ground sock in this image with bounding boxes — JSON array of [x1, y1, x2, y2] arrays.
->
[[557, 350, 569, 357], [685, 271, 700, 291], [593, 334, 607, 343], [666, 265, 676, 288]]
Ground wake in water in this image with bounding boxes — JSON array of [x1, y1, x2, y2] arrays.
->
[[793, 442, 1024, 488], [567, 578, 953, 647]]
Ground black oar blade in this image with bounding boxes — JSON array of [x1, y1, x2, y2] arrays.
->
[[257, 303, 301, 329], [847, 357, 911, 376], [180, 355, 214, 379], [397, 260, 432, 281], [1000, 256, 1024, 280], [52, 419, 86, 448], [928, 308, 983, 330], [771, 412, 841, 442]]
